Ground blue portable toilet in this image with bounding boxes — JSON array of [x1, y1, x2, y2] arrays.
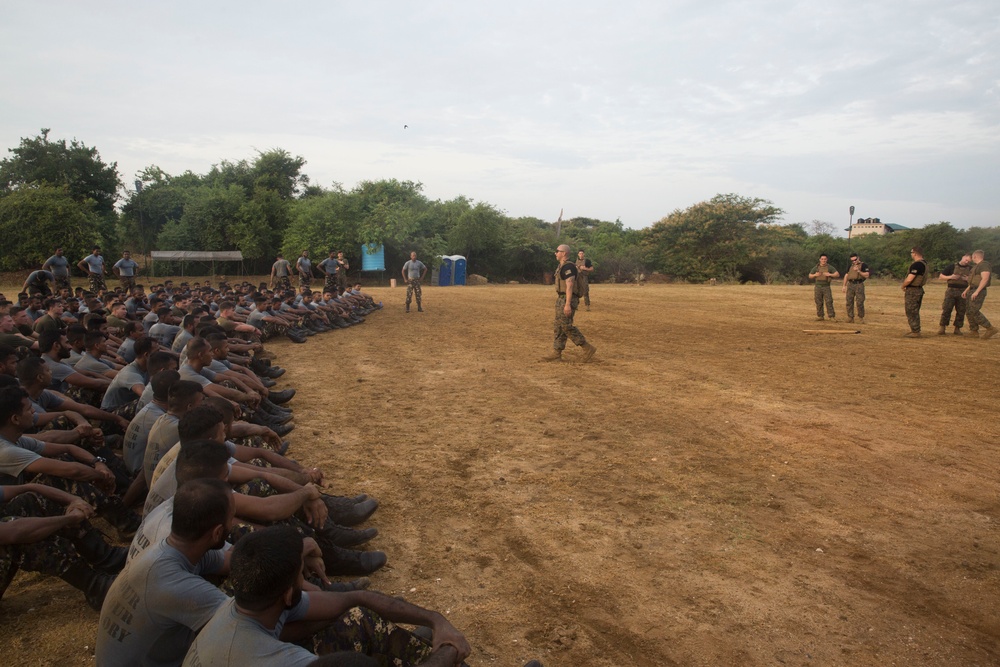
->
[[437, 256, 453, 286], [451, 255, 467, 285]]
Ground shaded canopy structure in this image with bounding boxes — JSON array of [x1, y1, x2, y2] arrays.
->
[[149, 251, 245, 278]]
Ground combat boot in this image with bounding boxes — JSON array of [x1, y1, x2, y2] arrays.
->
[[318, 523, 379, 548], [847, 317, 854, 323], [859, 317, 865, 324], [417, 304, 423, 312], [70, 525, 128, 573], [540, 350, 562, 362], [581, 343, 598, 362], [983, 327, 998, 340], [60, 561, 116, 611], [937, 326, 946, 336], [969, 329, 980, 339], [321, 577, 371, 592], [405, 305, 410, 313], [316, 542, 387, 576], [954, 326, 963, 336], [323, 496, 379, 526], [904, 331, 922, 338]]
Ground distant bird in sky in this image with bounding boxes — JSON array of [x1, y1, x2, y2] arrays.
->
[[404, 125, 408, 129]]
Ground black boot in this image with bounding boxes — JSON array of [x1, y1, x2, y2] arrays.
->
[[323, 496, 379, 526], [318, 543, 387, 576], [268, 388, 296, 405], [70, 525, 128, 574], [60, 561, 116, 611], [321, 577, 371, 592], [318, 523, 379, 548]]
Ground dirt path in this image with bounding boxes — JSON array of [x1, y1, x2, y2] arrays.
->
[[2, 283, 999, 666]]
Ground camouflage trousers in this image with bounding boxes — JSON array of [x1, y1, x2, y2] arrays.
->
[[337, 274, 348, 295], [814, 284, 835, 318], [966, 289, 991, 332], [64, 385, 104, 409], [119, 276, 135, 291], [0, 494, 84, 599], [88, 273, 107, 293], [554, 296, 587, 351], [55, 276, 71, 292], [904, 287, 924, 332], [310, 606, 465, 667], [299, 273, 312, 289], [579, 278, 590, 306], [0, 518, 81, 599], [940, 287, 968, 327], [845, 282, 865, 319], [275, 276, 291, 290], [259, 321, 289, 342], [405, 279, 422, 307], [325, 275, 338, 295]]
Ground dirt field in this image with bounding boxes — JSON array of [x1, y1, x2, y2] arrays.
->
[[2, 282, 999, 666]]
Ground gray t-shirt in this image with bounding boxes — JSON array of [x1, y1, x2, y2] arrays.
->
[[118, 337, 138, 363], [44, 255, 70, 277], [75, 352, 112, 374], [114, 258, 139, 276], [143, 413, 180, 486], [96, 538, 227, 667], [182, 595, 313, 667], [0, 435, 47, 484], [172, 329, 194, 353], [82, 254, 105, 275], [179, 364, 212, 388], [138, 382, 155, 410], [150, 323, 182, 347], [272, 259, 291, 277], [402, 259, 426, 280], [296, 257, 312, 274], [102, 361, 147, 410], [44, 355, 78, 393], [123, 402, 166, 475]]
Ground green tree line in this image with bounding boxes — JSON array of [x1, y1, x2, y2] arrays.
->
[[2, 129, 998, 282]]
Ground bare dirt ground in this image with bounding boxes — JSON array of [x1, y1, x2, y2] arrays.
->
[[2, 282, 999, 666]]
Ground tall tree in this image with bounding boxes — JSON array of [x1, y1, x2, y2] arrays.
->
[[642, 194, 784, 282]]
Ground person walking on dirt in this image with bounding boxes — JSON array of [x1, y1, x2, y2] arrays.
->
[[542, 244, 596, 363], [402, 252, 426, 313], [576, 250, 594, 311], [808, 254, 839, 321]]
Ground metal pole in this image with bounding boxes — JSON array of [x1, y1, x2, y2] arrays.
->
[[848, 205, 855, 249]]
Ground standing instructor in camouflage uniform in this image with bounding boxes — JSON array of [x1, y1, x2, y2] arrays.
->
[[542, 244, 597, 362], [937, 253, 973, 335], [576, 250, 594, 311], [841, 252, 869, 324], [902, 247, 928, 338], [809, 254, 839, 321], [962, 249, 997, 340], [401, 251, 426, 313]]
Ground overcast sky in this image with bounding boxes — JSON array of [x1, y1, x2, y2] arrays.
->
[[2, 1, 998, 233]]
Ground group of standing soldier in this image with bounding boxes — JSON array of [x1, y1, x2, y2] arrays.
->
[[809, 248, 995, 339], [271, 250, 350, 297], [23, 247, 140, 297]]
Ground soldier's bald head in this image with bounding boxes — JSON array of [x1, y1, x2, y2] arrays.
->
[[556, 244, 571, 253]]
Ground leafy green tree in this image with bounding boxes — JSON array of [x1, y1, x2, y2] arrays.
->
[[0, 184, 100, 270], [642, 194, 784, 282], [282, 189, 359, 259], [0, 129, 120, 258], [0, 129, 120, 218]]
